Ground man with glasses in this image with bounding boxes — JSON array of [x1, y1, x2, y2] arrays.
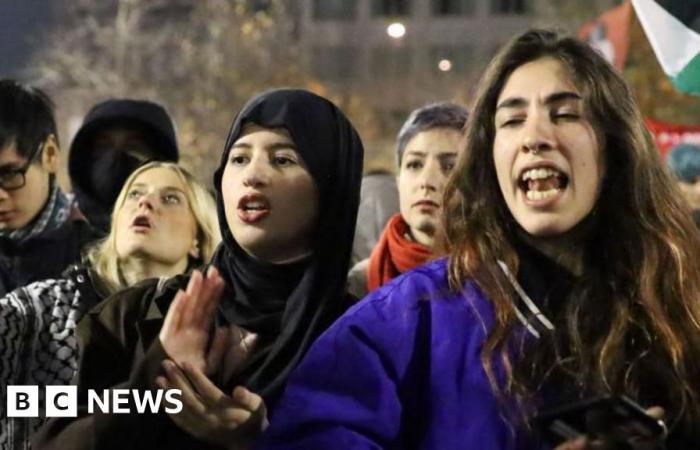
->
[[0, 80, 97, 296]]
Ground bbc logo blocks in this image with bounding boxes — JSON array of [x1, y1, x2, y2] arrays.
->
[[7, 386, 77, 417]]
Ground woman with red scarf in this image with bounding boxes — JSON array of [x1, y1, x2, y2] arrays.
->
[[347, 102, 467, 298]]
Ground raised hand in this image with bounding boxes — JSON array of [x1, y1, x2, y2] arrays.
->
[[159, 266, 225, 372], [157, 360, 267, 450]]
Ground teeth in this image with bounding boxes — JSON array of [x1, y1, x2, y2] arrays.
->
[[526, 188, 560, 201], [245, 201, 265, 210], [522, 167, 561, 181]]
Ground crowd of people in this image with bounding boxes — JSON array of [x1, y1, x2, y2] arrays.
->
[[0, 28, 699, 450]]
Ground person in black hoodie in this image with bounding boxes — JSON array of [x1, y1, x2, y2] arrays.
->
[[68, 98, 179, 233], [0, 79, 98, 297], [34, 88, 364, 450]]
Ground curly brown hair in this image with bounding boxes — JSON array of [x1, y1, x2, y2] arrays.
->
[[441, 29, 700, 437]]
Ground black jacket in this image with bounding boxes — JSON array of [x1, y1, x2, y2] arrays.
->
[[0, 211, 100, 297]]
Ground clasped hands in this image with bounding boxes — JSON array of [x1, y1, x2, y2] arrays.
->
[[158, 266, 267, 449]]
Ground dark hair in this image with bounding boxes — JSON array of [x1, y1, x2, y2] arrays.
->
[[0, 79, 58, 160], [396, 102, 468, 166], [442, 29, 700, 437]]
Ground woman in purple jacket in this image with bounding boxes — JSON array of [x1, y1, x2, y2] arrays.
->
[[258, 29, 700, 450]]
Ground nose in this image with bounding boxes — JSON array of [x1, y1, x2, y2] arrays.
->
[[242, 155, 272, 188], [137, 192, 156, 211], [418, 159, 440, 192], [521, 115, 555, 155]]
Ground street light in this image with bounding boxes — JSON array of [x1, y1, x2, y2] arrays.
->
[[387, 22, 406, 39], [438, 59, 452, 72]]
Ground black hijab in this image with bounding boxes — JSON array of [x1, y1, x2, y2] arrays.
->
[[211, 88, 364, 403]]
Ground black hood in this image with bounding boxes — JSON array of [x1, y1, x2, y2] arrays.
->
[[68, 99, 179, 232], [210, 88, 364, 402]]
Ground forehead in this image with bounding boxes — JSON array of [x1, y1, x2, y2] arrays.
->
[[235, 123, 293, 145], [130, 167, 185, 190], [405, 127, 462, 154], [497, 57, 579, 104], [0, 142, 27, 164]]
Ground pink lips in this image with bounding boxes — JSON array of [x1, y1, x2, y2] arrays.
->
[[237, 193, 271, 224]]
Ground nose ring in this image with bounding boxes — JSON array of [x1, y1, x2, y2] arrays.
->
[[524, 137, 540, 155]]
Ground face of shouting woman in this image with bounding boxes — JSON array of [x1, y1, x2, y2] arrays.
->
[[221, 124, 319, 264], [493, 57, 605, 239]]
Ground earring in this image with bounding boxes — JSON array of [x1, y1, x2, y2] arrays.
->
[[190, 239, 201, 259]]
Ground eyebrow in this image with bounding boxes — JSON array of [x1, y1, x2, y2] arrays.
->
[[496, 91, 582, 111], [130, 183, 186, 194], [231, 141, 297, 151], [405, 150, 458, 157]]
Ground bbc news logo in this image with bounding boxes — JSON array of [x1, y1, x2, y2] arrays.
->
[[7, 386, 183, 417]]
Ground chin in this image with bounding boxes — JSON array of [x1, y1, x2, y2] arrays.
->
[[518, 218, 573, 238], [413, 218, 438, 234]]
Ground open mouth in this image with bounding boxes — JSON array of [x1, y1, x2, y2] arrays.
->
[[237, 194, 271, 224], [518, 166, 569, 201], [131, 215, 152, 229]]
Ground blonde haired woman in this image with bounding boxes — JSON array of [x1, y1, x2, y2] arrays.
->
[[0, 161, 220, 450]]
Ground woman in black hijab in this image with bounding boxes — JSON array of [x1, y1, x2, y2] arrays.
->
[[34, 89, 364, 450]]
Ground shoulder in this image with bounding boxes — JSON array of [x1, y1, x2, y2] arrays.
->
[[4, 278, 79, 311], [343, 258, 492, 327], [312, 258, 494, 371], [86, 273, 188, 330], [0, 278, 83, 341], [346, 258, 369, 299]]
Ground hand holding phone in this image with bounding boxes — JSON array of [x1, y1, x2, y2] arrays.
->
[[534, 395, 668, 449]]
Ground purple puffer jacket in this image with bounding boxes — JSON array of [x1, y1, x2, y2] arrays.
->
[[258, 258, 547, 450]]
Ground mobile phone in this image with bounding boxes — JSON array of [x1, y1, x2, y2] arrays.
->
[[534, 395, 667, 446]]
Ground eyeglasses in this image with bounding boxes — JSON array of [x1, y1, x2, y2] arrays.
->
[[0, 142, 44, 191]]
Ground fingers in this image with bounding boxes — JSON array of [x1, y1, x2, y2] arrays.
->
[[161, 360, 207, 416], [182, 361, 227, 407], [189, 267, 224, 329], [232, 386, 264, 414], [206, 327, 232, 375], [645, 406, 665, 420], [223, 327, 258, 378], [554, 436, 588, 450], [160, 289, 188, 341], [200, 266, 225, 326], [182, 270, 204, 322], [215, 386, 267, 430]]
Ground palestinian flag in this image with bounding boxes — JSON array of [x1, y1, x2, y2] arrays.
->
[[631, 0, 700, 95]]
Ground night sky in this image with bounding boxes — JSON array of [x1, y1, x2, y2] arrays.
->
[[0, 0, 54, 78]]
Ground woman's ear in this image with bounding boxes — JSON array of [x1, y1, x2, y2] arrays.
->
[[189, 238, 201, 260]]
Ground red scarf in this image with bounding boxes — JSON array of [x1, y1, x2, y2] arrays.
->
[[367, 213, 432, 292]]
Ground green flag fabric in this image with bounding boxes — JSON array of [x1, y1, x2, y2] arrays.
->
[[632, 0, 700, 95]]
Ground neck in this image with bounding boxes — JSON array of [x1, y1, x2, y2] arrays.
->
[[258, 248, 313, 265], [120, 256, 189, 286], [408, 228, 434, 248], [517, 227, 592, 277]]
